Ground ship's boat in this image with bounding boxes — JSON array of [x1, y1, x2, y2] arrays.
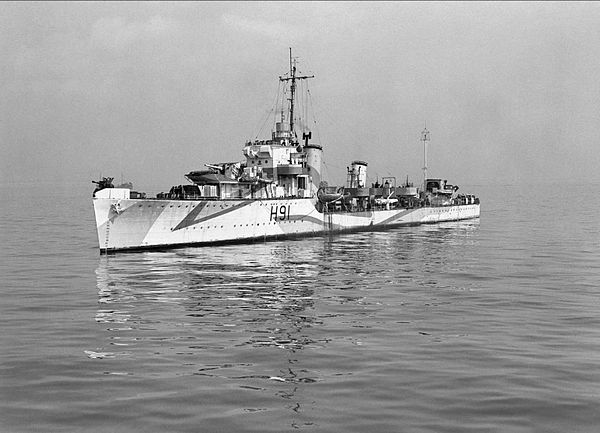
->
[[317, 186, 345, 204], [92, 50, 480, 253]]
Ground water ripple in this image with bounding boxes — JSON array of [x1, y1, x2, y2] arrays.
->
[[3, 183, 600, 432]]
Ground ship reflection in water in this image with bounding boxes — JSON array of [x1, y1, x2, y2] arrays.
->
[[93, 221, 480, 428], [94, 240, 331, 422]]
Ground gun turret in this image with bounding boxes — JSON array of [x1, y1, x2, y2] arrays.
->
[[92, 177, 114, 195]]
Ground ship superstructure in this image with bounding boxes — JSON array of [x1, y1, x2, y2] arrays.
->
[[93, 50, 480, 253]]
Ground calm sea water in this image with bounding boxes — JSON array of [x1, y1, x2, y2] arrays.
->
[[1, 182, 599, 432]]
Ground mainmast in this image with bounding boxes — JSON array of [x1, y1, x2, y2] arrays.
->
[[279, 48, 314, 140], [421, 126, 430, 193]]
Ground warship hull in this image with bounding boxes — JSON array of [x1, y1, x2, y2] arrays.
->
[[93, 193, 480, 253]]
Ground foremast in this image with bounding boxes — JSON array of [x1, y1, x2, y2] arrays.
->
[[279, 48, 314, 143], [421, 126, 430, 194], [184, 49, 323, 200]]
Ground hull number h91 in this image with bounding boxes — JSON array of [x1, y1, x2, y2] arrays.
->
[[270, 204, 291, 221]]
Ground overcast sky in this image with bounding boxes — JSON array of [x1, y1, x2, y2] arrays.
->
[[2, 1, 600, 190]]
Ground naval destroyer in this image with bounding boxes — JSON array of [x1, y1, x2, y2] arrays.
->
[[93, 51, 480, 253]]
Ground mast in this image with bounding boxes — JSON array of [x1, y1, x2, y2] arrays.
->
[[421, 126, 430, 193], [279, 48, 314, 140]]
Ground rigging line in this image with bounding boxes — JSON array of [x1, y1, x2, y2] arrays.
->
[[254, 85, 271, 139], [274, 81, 283, 125], [280, 81, 289, 122], [322, 160, 341, 185], [299, 80, 303, 132], [321, 160, 332, 184], [296, 79, 301, 131], [295, 79, 301, 131], [256, 82, 281, 139], [300, 79, 307, 132], [308, 87, 337, 132], [275, 81, 283, 127], [303, 81, 308, 133], [323, 160, 345, 170], [305, 81, 309, 131], [255, 108, 274, 140], [298, 79, 303, 131], [307, 83, 312, 128], [307, 89, 322, 145], [256, 84, 279, 139]]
